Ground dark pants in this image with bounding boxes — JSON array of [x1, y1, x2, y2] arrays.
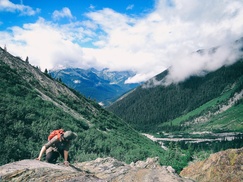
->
[[46, 150, 70, 164]]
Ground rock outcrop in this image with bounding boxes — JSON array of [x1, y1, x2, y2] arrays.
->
[[0, 160, 102, 182], [76, 157, 193, 182], [180, 148, 243, 182], [0, 157, 193, 182]]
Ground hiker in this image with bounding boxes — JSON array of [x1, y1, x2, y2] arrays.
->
[[36, 130, 77, 166]]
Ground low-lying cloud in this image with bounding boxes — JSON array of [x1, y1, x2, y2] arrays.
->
[[164, 43, 242, 85], [143, 41, 243, 88]]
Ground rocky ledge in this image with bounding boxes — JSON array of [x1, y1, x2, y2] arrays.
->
[[0, 157, 193, 182], [180, 147, 243, 182]]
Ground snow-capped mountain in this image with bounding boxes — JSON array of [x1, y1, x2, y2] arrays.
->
[[50, 68, 140, 106]]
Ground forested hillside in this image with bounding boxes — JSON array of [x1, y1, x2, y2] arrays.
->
[[0, 47, 174, 169], [3, 46, 207, 172], [108, 59, 243, 132]]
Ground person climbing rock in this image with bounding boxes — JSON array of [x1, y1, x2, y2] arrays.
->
[[36, 130, 77, 166]]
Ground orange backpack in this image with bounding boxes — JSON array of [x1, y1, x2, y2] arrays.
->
[[48, 129, 65, 141]]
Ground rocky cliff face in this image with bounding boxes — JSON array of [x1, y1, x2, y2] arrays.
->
[[180, 148, 243, 182], [0, 158, 193, 182]]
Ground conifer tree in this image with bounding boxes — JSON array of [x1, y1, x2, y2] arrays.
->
[[25, 56, 29, 63], [44, 68, 48, 75]]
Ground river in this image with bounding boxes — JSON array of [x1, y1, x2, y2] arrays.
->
[[143, 132, 242, 150]]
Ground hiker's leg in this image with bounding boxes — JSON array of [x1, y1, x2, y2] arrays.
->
[[46, 151, 59, 164]]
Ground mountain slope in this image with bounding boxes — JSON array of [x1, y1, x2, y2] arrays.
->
[[107, 59, 243, 133], [50, 68, 140, 106], [0, 47, 164, 166]]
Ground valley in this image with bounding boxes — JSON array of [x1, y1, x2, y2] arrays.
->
[[108, 59, 243, 135], [1, 45, 243, 178], [143, 131, 243, 163], [1, 1, 243, 180]]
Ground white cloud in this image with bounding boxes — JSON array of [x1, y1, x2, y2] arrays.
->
[[0, 0, 40, 15], [1, 0, 243, 84], [89, 4, 95, 10], [3, 18, 93, 70], [126, 4, 134, 10], [163, 44, 242, 85], [83, 0, 243, 83], [52, 7, 74, 21]]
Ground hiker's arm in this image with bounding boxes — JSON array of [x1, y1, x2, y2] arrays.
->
[[36, 146, 46, 161], [64, 150, 69, 166], [36, 138, 56, 160]]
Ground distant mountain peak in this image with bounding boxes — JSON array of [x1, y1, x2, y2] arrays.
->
[[50, 67, 140, 106]]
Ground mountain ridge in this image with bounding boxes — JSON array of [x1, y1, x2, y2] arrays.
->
[[107, 55, 243, 133], [50, 67, 140, 106], [0, 47, 166, 168]]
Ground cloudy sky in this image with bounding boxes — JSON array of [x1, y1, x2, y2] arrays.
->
[[1, 0, 243, 84]]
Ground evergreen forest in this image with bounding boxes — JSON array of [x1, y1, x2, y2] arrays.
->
[[108, 59, 243, 133]]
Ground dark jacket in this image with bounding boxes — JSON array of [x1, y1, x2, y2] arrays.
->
[[44, 135, 70, 154]]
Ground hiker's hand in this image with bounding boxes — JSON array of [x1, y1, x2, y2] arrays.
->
[[64, 161, 69, 166], [35, 157, 41, 161]]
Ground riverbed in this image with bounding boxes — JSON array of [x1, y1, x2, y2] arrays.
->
[[143, 132, 242, 144]]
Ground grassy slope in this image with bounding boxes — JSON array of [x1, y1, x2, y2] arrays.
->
[[201, 103, 243, 132], [159, 88, 243, 132]]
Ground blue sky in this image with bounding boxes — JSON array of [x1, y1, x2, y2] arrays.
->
[[1, 0, 243, 84], [1, 0, 155, 28]]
